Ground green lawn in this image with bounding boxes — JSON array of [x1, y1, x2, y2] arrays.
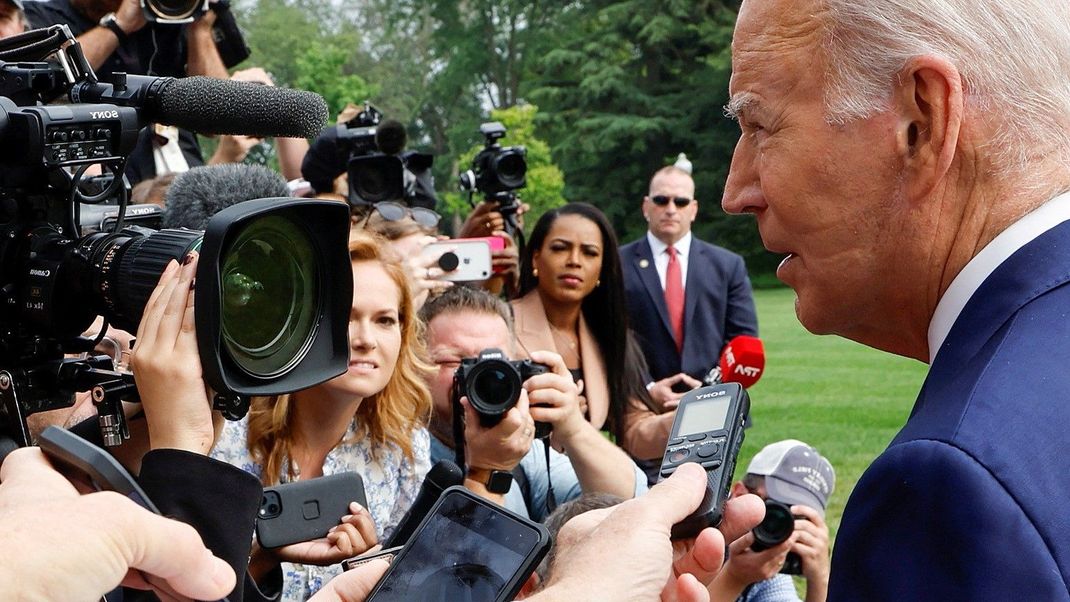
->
[[736, 287, 929, 544]]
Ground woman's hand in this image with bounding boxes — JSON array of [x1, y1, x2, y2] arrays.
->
[[129, 253, 217, 455], [261, 501, 379, 566]]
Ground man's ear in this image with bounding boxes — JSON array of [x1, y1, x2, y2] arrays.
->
[[892, 55, 964, 201]]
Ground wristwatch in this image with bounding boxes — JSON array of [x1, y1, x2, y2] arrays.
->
[[99, 13, 128, 44], [468, 467, 514, 494]]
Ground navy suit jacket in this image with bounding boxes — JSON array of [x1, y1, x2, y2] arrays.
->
[[828, 220, 1070, 601], [620, 235, 758, 382]]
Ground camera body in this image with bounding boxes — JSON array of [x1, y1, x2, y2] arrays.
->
[[659, 383, 750, 540], [142, 0, 210, 24], [453, 348, 548, 431], [459, 122, 527, 198], [750, 498, 806, 575]]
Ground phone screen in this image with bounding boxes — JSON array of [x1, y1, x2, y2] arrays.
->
[[369, 488, 545, 601]]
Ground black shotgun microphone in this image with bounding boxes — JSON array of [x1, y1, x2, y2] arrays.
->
[[71, 75, 329, 139], [382, 459, 464, 548]]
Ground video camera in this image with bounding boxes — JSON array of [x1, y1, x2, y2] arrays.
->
[[452, 348, 549, 437], [459, 121, 527, 237], [0, 26, 350, 452], [335, 103, 438, 212]]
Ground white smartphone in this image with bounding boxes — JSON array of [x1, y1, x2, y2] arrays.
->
[[422, 238, 493, 282]]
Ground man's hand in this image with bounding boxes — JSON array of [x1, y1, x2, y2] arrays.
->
[[231, 67, 275, 86], [524, 350, 587, 446], [0, 448, 235, 601], [649, 373, 702, 410], [791, 505, 830, 601], [459, 200, 527, 238], [462, 394, 535, 472], [529, 463, 764, 601], [717, 531, 792, 593], [114, 0, 148, 35]]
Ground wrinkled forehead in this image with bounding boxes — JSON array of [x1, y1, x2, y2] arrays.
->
[[732, 0, 827, 76]]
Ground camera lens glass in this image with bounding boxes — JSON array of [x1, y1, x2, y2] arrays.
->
[[752, 500, 795, 549], [467, 360, 521, 417], [494, 151, 527, 189], [220, 215, 319, 377], [145, 0, 202, 19]]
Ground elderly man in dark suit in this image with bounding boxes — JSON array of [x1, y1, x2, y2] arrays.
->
[[620, 165, 759, 409], [723, 0, 1070, 599]]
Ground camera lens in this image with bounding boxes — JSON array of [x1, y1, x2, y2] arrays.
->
[[751, 500, 795, 550], [466, 359, 522, 420], [145, 0, 202, 20], [220, 215, 319, 378], [493, 150, 527, 189]]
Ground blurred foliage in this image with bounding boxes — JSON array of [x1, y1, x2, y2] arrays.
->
[[230, 0, 780, 275]]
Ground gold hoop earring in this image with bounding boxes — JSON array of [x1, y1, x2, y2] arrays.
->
[[533, 267, 539, 278]]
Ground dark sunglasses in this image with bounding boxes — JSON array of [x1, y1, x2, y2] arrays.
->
[[366, 201, 441, 229], [650, 195, 693, 208]]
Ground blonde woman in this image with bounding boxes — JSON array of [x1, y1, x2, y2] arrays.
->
[[211, 234, 432, 600]]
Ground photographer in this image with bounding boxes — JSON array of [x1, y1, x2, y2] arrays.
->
[[419, 285, 646, 521], [708, 440, 835, 602], [25, 0, 230, 183]]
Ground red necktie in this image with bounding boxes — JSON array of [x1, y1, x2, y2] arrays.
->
[[665, 246, 685, 353]]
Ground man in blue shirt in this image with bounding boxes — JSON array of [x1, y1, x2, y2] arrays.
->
[[419, 285, 646, 521]]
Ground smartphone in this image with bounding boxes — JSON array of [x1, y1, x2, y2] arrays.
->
[[659, 383, 750, 540], [423, 238, 495, 281], [256, 472, 367, 549], [37, 426, 159, 513], [365, 486, 551, 602]]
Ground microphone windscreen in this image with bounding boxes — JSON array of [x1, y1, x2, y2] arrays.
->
[[162, 163, 289, 230], [375, 119, 407, 155], [719, 335, 765, 388], [152, 77, 329, 138]]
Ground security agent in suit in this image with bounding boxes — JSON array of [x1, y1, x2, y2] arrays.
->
[[620, 165, 758, 404], [723, 0, 1070, 599]]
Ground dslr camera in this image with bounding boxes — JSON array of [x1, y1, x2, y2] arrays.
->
[[453, 348, 548, 434], [750, 499, 805, 575], [458, 122, 526, 236], [142, 0, 209, 23]]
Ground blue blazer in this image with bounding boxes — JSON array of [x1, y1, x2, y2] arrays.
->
[[828, 220, 1070, 601], [620, 235, 758, 382]]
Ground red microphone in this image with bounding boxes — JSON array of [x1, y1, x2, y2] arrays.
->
[[703, 335, 765, 388]]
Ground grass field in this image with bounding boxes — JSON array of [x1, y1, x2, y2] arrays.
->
[[736, 287, 929, 544]]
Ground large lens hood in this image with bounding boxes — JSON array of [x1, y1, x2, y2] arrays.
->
[[196, 198, 351, 397]]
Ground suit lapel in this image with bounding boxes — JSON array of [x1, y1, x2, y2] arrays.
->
[[633, 238, 675, 338], [682, 237, 703, 344]]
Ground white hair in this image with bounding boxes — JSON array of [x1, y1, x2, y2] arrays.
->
[[819, 0, 1070, 171]]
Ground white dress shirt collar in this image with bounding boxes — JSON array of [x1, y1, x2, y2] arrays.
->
[[928, 191, 1070, 363], [647, 231, 692, 258]]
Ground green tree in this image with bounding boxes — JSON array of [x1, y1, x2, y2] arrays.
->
[[530, 0, 778, 274], [293, 45, 376, 119]]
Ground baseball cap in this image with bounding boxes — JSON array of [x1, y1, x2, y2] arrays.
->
[[746, 439, 835, 516]]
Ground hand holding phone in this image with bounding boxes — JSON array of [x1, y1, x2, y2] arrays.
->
[[256, 472, 369, 550], [421, 238, 499, 282], [659, 383, 750, 540], [365, 486, 550, 602]]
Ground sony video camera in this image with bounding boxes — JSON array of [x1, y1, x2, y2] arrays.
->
[[452, 348, 548, 435], [459, 121, 527, 237], [0, 26, 350, 452]]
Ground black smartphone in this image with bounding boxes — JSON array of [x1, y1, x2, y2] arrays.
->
[[659, 383, 750, 540], [256, 472, 367, 549], [365, 486, 551, 602], [37, 426, 159, 513]]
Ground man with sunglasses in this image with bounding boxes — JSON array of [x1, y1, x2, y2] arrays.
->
[[620, 164, 759, 412]]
